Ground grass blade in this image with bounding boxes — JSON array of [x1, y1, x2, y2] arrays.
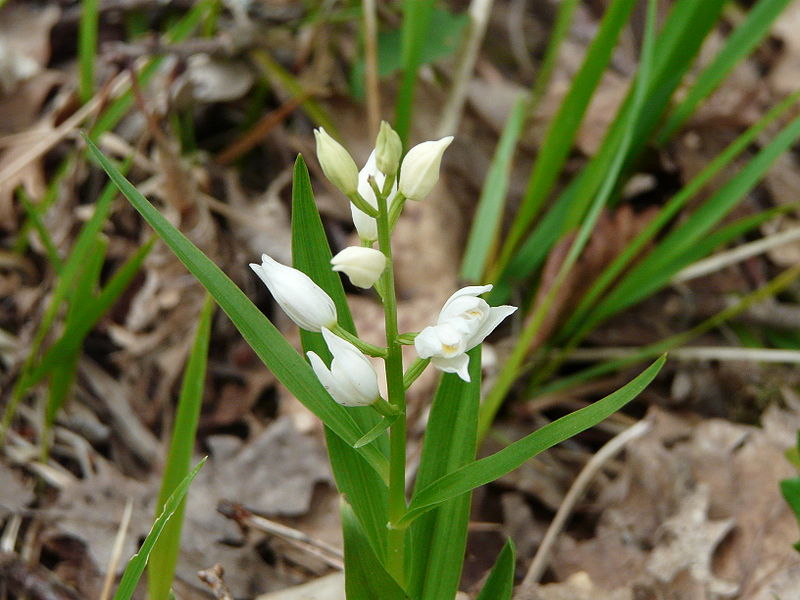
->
[[148, 295, 214, 600], [476, 539, 516, 600], [84, 135, 389, 481], [494, 0, 727, 298], [395, 0, 435, 145], [559, 91, 800, 341], [79, 0, 100, 103], [17, 188, 63, 272], [494, 0, 637, 276], [28, 237, 154, 386], [582, 110, 800, 335], [658, 0, 794, 142], [113, 458, 206, 600], [408, 348, 481, 600], [460, 96, 527, 282], [479, 0, 658, 438], [403, 355, 665, 526]]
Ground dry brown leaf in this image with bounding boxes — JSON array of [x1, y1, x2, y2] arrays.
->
[[548, 406, 800, 598]]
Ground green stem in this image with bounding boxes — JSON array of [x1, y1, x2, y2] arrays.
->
[[376, 175, 407, 584], [403, 357, 430, 389], [331, 325, 387, 357]]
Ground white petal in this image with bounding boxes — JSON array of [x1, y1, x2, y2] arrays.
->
[[439, 285, 493, 318], [414, 326, 443, 359], [321, 328, 379, 406], [307, 351, 349, 406], [431, 354, 471, 382], [464, 305, 517, 350], [251, 255, 337, 332]]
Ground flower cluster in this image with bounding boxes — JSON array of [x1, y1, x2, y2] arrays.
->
[[250, 123, 516, 408]]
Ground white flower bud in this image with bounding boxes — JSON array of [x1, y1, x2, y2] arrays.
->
[[398, 136, 453, 201], [375, 121, 402, 177], [307, 328, 379, 407], [314, 127, 359, 196], [250, 254, 337, 332], [352, 151, 397, 242], [331, 246, 386, 289]]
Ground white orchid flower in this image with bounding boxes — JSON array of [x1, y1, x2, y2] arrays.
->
[[307, 327, 380, 407], [250, 254, 337, 332], [398, 136, 453, 201], [352, 150, 398, 242], [414, 285, 516, 382], [331, 246, 386, 289]]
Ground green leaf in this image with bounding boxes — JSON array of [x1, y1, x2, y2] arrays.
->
[[79, 0, 99, 103], [558, 91, 800, 342], [28, 237, 154, 386], [395, 0, 437, 145], [582, 110, 800, 335], [497, 0, 638, 271], [341, 501, 409, 600], [84, 134, 389, 481], [476, 539, 516, 600], [658, 0, 794, 142], [404, 356, 665, 526], [781, 477, 800, 552], [408, 348, 481, 600], [290, 155, 390, 561], [113, 458, 206, 600], [148, 295, 214, 600], [494, 0, 727, 299], [461, 96, 527, 282]]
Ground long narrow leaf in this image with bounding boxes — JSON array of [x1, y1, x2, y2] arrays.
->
[[583, 111, 800, 335], [113, 459, 206, 600], [461, 97, 527, 282], [558, 91, 800, 341], [403, 356, 665, 526], [476, 539, 516, 600], [84, 135, 389, 480], [408, 348, 481, 599], [341, 501, 408, 600], [496, 0, 637, 274], [148, 295, 214, 600], [658, 0, 793, 142]]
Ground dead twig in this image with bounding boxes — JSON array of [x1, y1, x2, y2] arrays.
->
[[516, 420, 652, 598], [218, 501, 344, 570], [197, 564, 234, 600], [98, 499, 133, 600]]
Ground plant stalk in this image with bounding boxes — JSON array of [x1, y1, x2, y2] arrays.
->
[[376, 178, 408, 584]]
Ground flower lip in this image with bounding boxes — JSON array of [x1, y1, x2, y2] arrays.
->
[[250, 254, 337, 332]]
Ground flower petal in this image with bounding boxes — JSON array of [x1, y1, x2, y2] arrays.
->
[[465, 305, 517, 350], [307, 351, 348, 405], [251, 255, 337, 332], [431, 354, 471, 382], [439, 285, 493, 317]]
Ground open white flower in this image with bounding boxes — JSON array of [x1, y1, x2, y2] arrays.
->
[[250, 254, 337, 332], [307, 327, 380, 407], [351, 150, 398, 242], [331, 246, 386, 289], [398, 136, 453, 201], [414, 285, 516, 382]]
